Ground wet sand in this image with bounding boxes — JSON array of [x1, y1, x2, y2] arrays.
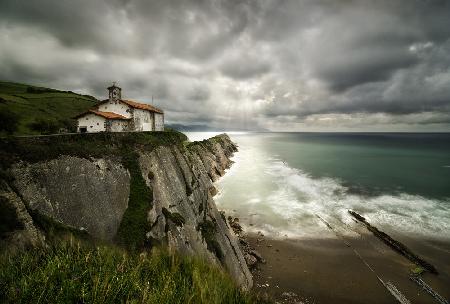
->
[[248, 232, 450, 304]]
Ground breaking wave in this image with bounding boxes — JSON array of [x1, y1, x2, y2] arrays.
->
[[216, 146, 450, 241]]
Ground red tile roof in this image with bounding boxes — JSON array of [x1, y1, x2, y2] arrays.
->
[[98, 99, 164, 114], [74, 110, 130, 120], [121, 99, 164, 114]]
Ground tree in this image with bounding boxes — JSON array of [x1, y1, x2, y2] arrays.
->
[[28, 118, 60, 135], [58, 118, 77, 133], [0, 109, 19, 135]]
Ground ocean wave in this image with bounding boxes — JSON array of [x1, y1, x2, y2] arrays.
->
[[264, 159, 450, 240], [216, 150, 450, 241]]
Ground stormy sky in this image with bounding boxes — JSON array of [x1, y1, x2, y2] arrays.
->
[[1, 0, 450, 131]]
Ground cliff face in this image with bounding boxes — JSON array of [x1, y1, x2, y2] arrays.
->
[[0, 183, 45, 251], [140, 136, 251, 288], [0, 133, 252, 289], [11, 156, 130, 241]]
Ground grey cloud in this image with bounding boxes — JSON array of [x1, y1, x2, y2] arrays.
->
[[1, 0, 450, 131], [0, 0, 122, 53], [187, 86, 211, 102], [313, 47, 419, 92], [219, 54, 271, 79]]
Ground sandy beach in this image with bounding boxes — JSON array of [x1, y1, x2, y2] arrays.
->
[[247, 231, 450, 304]]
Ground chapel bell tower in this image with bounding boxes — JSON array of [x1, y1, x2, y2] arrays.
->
[[108, 82, 122, 102]]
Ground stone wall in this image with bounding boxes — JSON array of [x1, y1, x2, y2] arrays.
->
[[154, 113, 164, 131], [133, 108, 153, 131]]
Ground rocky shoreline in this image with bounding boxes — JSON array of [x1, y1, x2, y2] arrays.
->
[[223, 210, 450, 304], [224, 215, 307, 304], [226, 215, 266, 269]]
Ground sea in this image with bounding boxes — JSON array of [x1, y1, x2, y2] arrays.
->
[[186, 132, 450, 242]]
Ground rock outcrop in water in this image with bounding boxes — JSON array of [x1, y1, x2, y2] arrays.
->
[[0, 132, 252, 289], [348, 210, 438, 274]]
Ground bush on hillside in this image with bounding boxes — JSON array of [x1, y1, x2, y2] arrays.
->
[[59, 118, 77, 133], [26, 86, 58, 94], [27, 118, 60, 134], [0, 109, 19, 135]]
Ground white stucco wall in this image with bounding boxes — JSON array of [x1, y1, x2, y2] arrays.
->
[[109, 120, 129, 132], [155, 113, 164, 131], [98, 101, 132, 118], [77, 114, 106, 133], [133, 108, 153, 131]]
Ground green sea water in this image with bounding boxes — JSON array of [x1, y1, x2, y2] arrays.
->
[[187, 132, 450, 240], [260, 132, 450, 199]]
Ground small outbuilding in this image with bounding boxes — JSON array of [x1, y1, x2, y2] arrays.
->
[[75, 83, 164, 133]]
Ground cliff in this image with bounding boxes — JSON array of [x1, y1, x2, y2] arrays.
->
[[0, 132, 252, 289]]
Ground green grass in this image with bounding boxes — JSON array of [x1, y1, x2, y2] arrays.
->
[[115, 148, 153, 250], [0, 237, 265, 304], [0, 131, 188, 168], [411, 266, 425, 276], [0, 81, 97, 135]]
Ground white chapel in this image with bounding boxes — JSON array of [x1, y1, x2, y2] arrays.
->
[[75, 83, 164, 133]]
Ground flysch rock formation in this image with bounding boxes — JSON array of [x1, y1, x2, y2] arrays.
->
[[3, 133, 252, 289], [0, 183, 45, 251], [11, 156, 130, 241]]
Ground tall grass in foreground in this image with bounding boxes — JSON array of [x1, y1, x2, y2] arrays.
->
[[0, 238, 265, 304]]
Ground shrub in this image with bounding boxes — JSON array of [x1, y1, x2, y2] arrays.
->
[[0, 197, 24, 238], [58, 118, 77, 133], [26, 86, 57, 94], [0, 109, 19, 135], [27, 118, 60, 134]]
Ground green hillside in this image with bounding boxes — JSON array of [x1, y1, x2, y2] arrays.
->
[[0, 81, 98, 135]]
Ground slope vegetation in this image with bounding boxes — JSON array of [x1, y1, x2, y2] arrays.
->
[[0, 81, 97, 135], [0, 237, 264, 304]]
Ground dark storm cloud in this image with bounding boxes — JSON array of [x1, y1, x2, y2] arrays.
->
[[0, 0, 119, 52], [1, 0, 450, 131], [285, 0, 450, 92], [312, 44, 420, 92]]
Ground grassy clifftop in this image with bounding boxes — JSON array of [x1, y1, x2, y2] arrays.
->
[[0, 237, 263, 304], [0, 132, 270, 303], [0, 81, 97, 135], [0, 130, 188, 166]]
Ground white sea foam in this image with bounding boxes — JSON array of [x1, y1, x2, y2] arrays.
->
[[215, 137, 450, 241], [267, 160, 450, 239]]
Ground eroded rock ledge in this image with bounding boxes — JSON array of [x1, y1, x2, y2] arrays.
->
[[0, 132, 252, 289], [140, 134, 252, 288]]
